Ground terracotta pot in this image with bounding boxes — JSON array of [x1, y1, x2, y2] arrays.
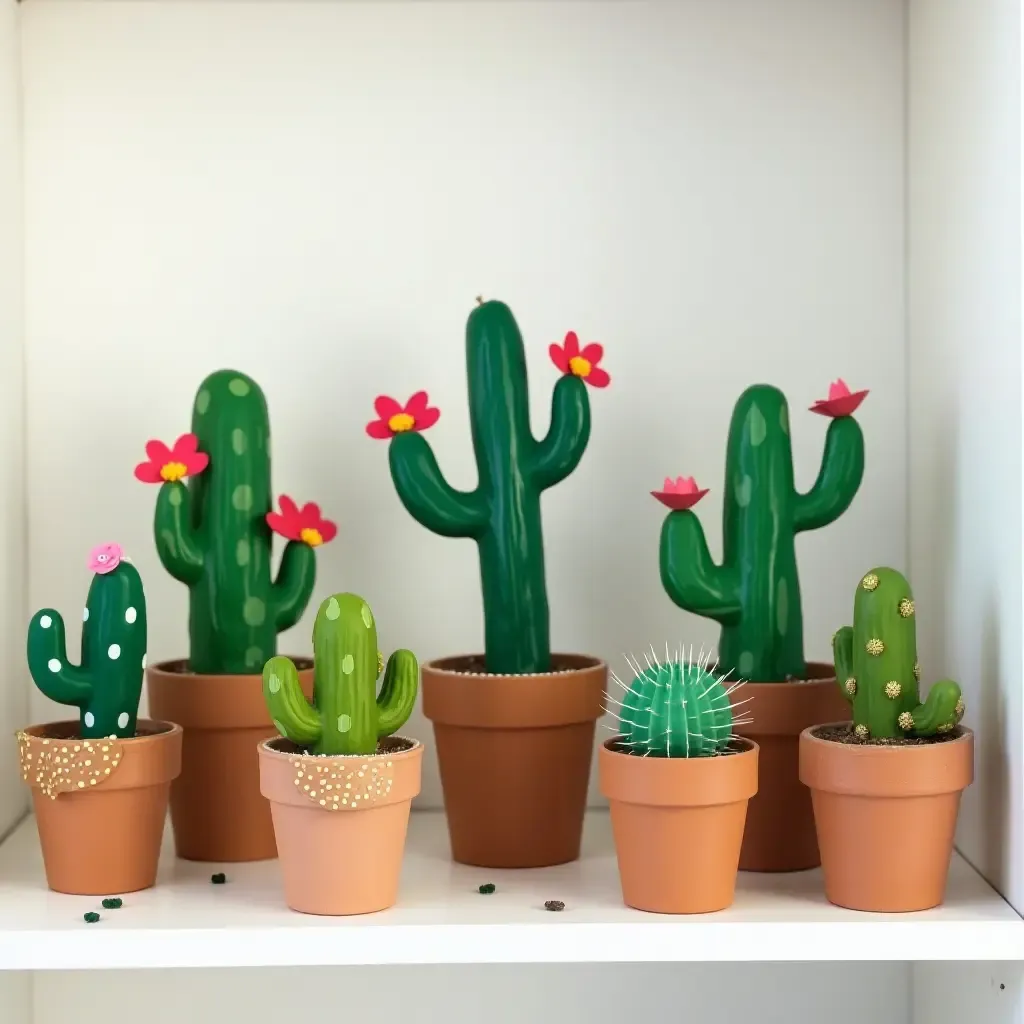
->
[[259, 735, 422, 915], [422, 653, 606, 868], [800, 722, 974, 912], [147, 658, 313, 862], [17, 719, 182, 895], [599, 736, 758, 913], [732, 663, 851, 872]]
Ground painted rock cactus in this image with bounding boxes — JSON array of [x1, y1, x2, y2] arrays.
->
[[135, 370, 336, 675], [658, 382, 866, 682], [833, 567, 964, 739], [263, 593, 418, 757], [367, 300, 610, 676], [27, 543, 147, 739]]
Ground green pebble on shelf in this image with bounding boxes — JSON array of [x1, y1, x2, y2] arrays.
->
[[478, 883, 496, 894], [101, 897, 123, 909], [83, 912, 100, 923], [211, 872, 227, 884]]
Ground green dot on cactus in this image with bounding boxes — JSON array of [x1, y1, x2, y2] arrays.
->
[[272, 719, 287, 736], [231, 428, 247, 455], [160, 529, 178, 557], [235, 538, 250, 566], [776, 577, 789, 637], [746, 402, 767, 446], [361, 603, 373, 628], [325, 597, 341, 620], [228, 377, 251, 397], [734, 474, 753, 508], [232, 484, 253, 511], [245, 646, 263, 669], [738, 651, 755, 677], [195, 389, 211, 414], [341, 654, 354, 674], [243, 597, 266, 626], [779, 403, 789, 434], [167, 487, 182, 508], [267, 672, 281, 694], [337, 714, 352, 733]]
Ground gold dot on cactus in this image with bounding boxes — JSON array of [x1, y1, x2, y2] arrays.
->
[[844, 678, 857, 695], [955, 697, 965, 720], [937, 722, 954, 734], [854, 724, 869, 738], [885, 681, 901, 699], [377, 651, 384, 676], [861, 573, 880, 591], [866, 638, 884, 656], [898, 711, 914, 731], [913, 661, 921, 681], [898, 598, 915, 618]]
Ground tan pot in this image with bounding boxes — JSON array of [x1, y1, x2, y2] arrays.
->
[[599, 737, 758, 913], [147, 658, 313, 862], [17, 719, 182, 895], [422, 653, 606, 868], [799, 723, 974, 912], [259, 735, 422, 915], [733, 664, 851, 872]]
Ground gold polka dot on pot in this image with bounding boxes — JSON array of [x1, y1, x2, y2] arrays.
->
[[16, 731, 124, 800]]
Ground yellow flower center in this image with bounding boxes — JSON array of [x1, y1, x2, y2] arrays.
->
[[568, 355, 592, 378], [300, 527, 323, 547], [388, 412, 415, 433], [160, 461, 187, 482]]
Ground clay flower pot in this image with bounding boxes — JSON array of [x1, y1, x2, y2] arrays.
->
[[422, 654, 607, 868], [800, 723, 974, 912], [17, 719, 182, 895], [734, 664, 851, 872], [147, 659, 313, 862], [599, 737, 758, 914], [259, 736, 423, 915]]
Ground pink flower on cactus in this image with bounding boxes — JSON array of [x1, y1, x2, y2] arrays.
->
[[549, 332, 610, 388], [810, 379, 869, 419], [89, 542, 123, 575], [134, 434, 210, 483], [266, 496, 338, 547], [365, 392, 440, 439], [651, 476, 709, 511]]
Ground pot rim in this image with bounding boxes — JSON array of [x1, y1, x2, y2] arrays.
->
[[147, 655, 314, 678], [19, 718, 182, 742], [259, 735, 422, 762], [422, 651, 607, 679]]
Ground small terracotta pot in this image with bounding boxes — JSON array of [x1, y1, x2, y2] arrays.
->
[[147, 658, 313, 862], [800, 723, 974, 912], [17, 719, 182, 895], [733, 664, 851, 872], [599, 737, 758, 913], [422, 653, 606, 868], [259, 735, 422, 915]]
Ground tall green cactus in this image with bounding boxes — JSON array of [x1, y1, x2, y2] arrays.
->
[[833, 567, 964, 739], [263, 593, 418, 756], [385, 300, 599, 676], [27, 546, 148, 739], [153, 370, 317, 674], [660, 384, 865, 682]]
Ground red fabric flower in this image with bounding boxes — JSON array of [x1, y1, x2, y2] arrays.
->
[[810, 379, 868, 418], [365, 392, 440, 439], [549, 332, 610, 388], [266, 496, 337, 547], [134, 434, 209, 484], [651, 476, 708, 511]]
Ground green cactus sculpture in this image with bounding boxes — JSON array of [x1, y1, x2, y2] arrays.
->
[[658, 382, 866, 683], [367, 300, 610, 676], [137, 370, 336, 675], [833, 567, 964, 740], [610, 647, 748, 757], [263, 593, 418, 756], [27, 543, 147, 739]]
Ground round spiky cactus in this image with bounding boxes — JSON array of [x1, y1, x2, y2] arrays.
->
[[612, 647, 742, 757]]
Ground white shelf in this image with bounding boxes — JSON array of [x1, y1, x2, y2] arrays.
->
[[0, 810, 1021, 970]]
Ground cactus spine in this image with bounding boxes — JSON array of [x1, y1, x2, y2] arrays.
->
[[387, 300, 592, 675], [27, 561, 148, 739], [263, 593, 418, 756], [833, 567, 964, 739], [153, 370, 316, 674], [660, 384, 865, 682]]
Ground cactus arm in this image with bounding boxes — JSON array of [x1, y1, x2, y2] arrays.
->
[[26, 609, 92, 707], [376, 649, 419, 737], [271, 541, 317, 632], [832, 625, 855, 705], [659, 511, 741, 623], [263, 656, 322, 747], [531, 375, 591, 490], [911, 680, 962, 736], [388, 432, 487, 539], [793, 417, 865, 532], [153, 482, 204, 585]]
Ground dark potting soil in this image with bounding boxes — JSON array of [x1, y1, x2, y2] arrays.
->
[[266, 734, 415, 758], [159, 656, 315, 676], [430, 653, 597, 676], [812, 723, 965, 747], [606, 737, 753, 758]]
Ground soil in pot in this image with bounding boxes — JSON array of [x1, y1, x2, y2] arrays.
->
[[733, 663, 851, 872], [422, 653, 606, 869], [599, 736, 759, 914], [800, 722, 974, 912], [259, 734, 423, 915], [17, 718, 182, 895], [147, 657, 313, 862]]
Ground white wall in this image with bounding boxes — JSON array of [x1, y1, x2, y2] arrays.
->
[[19, 0, 905, 809], [0, 0, 27, 839], [907, 0, 1024, 914]]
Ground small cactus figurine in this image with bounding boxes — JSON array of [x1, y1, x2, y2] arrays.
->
[[135, 370, 337, 675], [610, 647, 749, 757], [657, 380, 866, 682], [263, 593, 418, 756], [833, 567, 964, 740], [27, 543, 147, 739]]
